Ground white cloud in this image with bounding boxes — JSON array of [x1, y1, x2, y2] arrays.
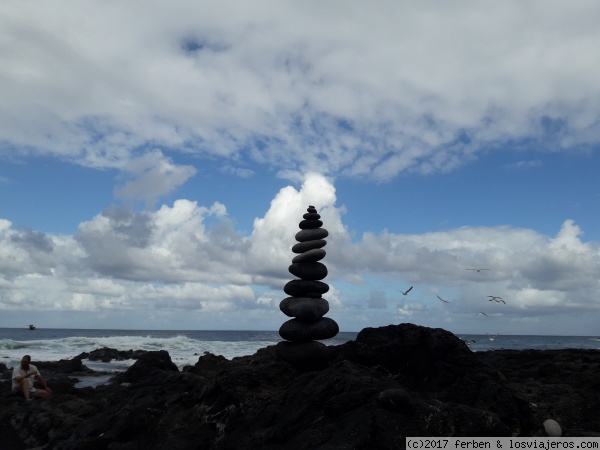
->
[[114, 150, 197, 207], [3, 0, 600, 326], [249, 172, 343, 282], [1, 1, 599, 188], [396, 302, 430, 318], [1, 174, 600, 333]]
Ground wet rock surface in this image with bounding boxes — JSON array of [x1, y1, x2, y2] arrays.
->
[[1, 324, 599, 449], [76, 347, 149, 362]]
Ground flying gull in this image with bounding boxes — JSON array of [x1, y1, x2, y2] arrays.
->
[[487, 296, 505, 304], [436, 295, 450, 303], [477, 312, 488, 317], [466, 268, 490, 272], [399, 286, 413, 296]]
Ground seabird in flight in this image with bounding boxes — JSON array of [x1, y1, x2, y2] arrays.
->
[[477, 312, 488, 317], [399, 286, 413, 296], [436, 295, 450, 303], [466, 268, 490, 272]]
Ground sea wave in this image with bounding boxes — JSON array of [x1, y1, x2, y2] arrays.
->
[[0, 334, 280, 370]]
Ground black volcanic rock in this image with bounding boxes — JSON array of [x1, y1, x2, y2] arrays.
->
[[279, 317, 340, 342], [302, 212, 321, 220], [288, 261, 328, 280], [299, 219, 323, 229], [110, 350, 178, 384], [275, 341, 330, 370], [295, 228, 328, 242], [291, 248, 326, 263], [76, 347, 148, 362], [183, 351, 230, 376], [278, 205, 339, 370], [283, 279, 329, 297], [377, 388, 413, 412], [33, 358, 95, 377], [2, 326, 600, 448], [330, 323, 534, 433], [292, 239, 327, 253], [477, 348, 600, 437], [280, 297, 329, 321]]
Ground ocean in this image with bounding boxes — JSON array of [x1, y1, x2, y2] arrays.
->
[[0, 328, 357, 374], [2, 328, 599, 377]]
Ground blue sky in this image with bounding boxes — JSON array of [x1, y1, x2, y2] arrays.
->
[[1, 1, 600, 335]]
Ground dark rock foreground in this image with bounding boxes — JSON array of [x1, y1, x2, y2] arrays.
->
[[1, 324, 599, 449]]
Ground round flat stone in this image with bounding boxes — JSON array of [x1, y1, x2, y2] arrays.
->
[[295, 228, 328, 242], [292, 239, 327, 254], [284, 280, 329, 297], [280, 297, 329, 321], [288, 262, 327, 280], [299, 219, 323, 229], [275, 341, 330, 371], [292, 248, 326, 263], [307, 206, 317, 213], [303, 213, 321, 220], [279, 317, 340, 343]]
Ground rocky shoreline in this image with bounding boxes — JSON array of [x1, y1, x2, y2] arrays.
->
[[1, 324, 599, 449]]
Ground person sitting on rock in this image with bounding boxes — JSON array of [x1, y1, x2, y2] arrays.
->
[[11, 354, 52, 401]]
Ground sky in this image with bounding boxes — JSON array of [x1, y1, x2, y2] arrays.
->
[[1, 1, 600, 335]]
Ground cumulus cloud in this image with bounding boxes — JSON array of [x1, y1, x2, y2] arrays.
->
[[76, 199, 239, 283], [1, 1, 599, 185], [249, 172, 344, 284], [10, 228, 54, 253], [1, 173, 600, 333], [5, 3, 600, 333]]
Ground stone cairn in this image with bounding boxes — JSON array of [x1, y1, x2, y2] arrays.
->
[[275, 205, 339, 371]]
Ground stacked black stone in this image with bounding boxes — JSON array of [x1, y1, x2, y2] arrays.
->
[[275, 205, 339, 370]]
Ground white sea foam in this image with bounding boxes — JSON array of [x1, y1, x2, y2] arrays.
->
[[2, 329, 598, 384], [0, 334, 282, 371]]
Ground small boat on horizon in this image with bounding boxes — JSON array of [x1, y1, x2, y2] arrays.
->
[[28, 324, 36, 330]]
